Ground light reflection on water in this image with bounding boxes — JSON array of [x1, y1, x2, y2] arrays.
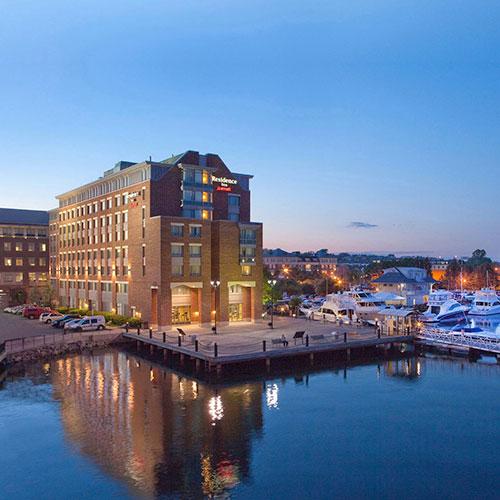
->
[[0, 351, 499, 499]]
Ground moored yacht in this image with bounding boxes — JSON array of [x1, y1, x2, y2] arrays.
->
[[421, 290, 468, 323], [468, 289, 500, 316]]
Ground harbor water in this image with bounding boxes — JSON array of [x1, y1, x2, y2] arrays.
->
[[0, 350, 498, 499]]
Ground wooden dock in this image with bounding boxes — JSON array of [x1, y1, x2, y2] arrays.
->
[[123, 330, 414, 373]]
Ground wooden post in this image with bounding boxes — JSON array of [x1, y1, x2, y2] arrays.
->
[[162, 332, 166, 343], [178, 336, 182, 347], [149, 328, 152, 339], [195, 340, 199, 352], [214, 343, 218, 357], [306, 334, 309, 347], [343, 332, 347, 343], [262, 340, 266, 352]]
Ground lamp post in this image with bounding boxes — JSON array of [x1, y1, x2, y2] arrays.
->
[[268, 279, 277, 328], [210, 280, 220, 334]]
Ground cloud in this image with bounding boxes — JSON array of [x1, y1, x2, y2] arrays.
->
[[348, 221, 378, 229]]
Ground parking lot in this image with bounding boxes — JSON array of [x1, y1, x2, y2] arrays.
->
[[0, 312, 71, 342]]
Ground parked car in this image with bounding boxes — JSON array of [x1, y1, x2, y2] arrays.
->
[[23, 306, 50, 320], [51, 314, 81, 329], [64, 315, 106, 332], [39, 312, 63, 324]]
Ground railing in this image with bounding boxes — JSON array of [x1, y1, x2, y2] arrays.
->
[[418, 328, 500, 353], [130, 328, 407, 359], [5, 330, 116, 355]]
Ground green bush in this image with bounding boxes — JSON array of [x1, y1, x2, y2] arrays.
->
[[55, 307, 141, 327]]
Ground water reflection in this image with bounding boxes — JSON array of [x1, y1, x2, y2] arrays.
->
[[2, 351, 499, 499], [49, 352, 263, 498]]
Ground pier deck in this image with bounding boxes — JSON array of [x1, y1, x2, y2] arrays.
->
[[124, 317, 413, 370]]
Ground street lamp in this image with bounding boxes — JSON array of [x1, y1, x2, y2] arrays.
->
[[210, 280, 220, 334], [267, 279, 277, 328]]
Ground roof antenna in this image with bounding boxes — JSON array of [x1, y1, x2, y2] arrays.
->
[[149, 155, 152, 162]]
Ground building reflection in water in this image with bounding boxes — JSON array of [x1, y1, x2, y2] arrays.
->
[[384, 357, 422, 379], [49, 352, 263, 498]]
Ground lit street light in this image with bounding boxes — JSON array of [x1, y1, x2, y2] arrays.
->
[[268, 279, 277, 329], [210, 280, 220, 334]]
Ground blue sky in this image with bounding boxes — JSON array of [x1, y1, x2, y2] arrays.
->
[[1, 1, 499, 259]]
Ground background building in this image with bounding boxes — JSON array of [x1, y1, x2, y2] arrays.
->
[[264, 248, 337, 274], [0, 208, 49, 308], [50, 150, 262, 328], [372, 267, 435, 306]]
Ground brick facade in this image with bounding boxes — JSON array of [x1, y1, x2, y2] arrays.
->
[[51, 150, 263, 329]]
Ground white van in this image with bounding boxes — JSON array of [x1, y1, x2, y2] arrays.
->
[[65, 315, 106, 332]]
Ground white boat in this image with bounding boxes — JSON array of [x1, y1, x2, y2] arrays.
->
[[468, 289, 500, 316], [309, 290, 385, 322], [420, 291, 469, 323]]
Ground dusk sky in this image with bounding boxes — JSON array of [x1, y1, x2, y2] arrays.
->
[[1, 1, 499, 259]]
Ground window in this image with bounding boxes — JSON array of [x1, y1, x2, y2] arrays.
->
[[171, 224, 184, 237], [28, 272, 36, 282], [4, 258, 12, 266], [172, 264, 184, 276], [15, 258, 23, 266], [241, 265, 252, 276], [229, 213, 240, 222], [228, 194, 240, 207], [189, 244, 201, 257], [3, 242, 11, 251], [15, 242, 23, 252], [29, 257, 35, 266], [189, 225, 201, 237], [240, 228, 257, 244], [116, 283, 128, 294], [15, 272, 23, 282], [189, 263, 201, 276], [202, 210, 210, 220], [171, 244, 184, 257]]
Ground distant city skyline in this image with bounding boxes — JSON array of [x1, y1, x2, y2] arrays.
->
[[1, 2, 499, 259]]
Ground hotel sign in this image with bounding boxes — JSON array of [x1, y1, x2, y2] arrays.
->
[[127, 191, 140, 208], [212, 175, 238, 192]]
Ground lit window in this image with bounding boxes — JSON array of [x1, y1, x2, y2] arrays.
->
[[241, 265, 252, 276], [15, 258, 23, 266], [4, 258, 12, 266]]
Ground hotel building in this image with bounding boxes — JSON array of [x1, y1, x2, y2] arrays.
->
[[0, 208, 49, 308], [50, 150, 263, 329]]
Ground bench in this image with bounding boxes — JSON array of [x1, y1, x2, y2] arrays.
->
[[271, 338, 288, 347], [310, 334, 325, 342], [293, 331, 305, 345]]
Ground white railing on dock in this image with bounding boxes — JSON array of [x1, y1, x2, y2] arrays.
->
[[418, 328, 500, 354]]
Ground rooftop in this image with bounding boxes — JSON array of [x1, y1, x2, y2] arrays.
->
[[0, 208, 49, 226]]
